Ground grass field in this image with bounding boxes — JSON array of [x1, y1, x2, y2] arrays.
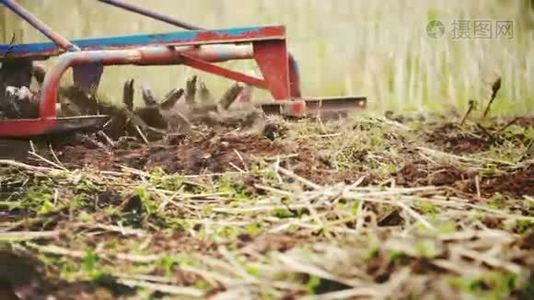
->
[[1, 0, 533, 113]]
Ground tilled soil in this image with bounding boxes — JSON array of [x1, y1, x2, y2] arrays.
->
[[55, 131, 292, 174], [472, 164, 534, 197], [27, 117, 534, 199], [3, 114, 534, 299], [425, 120, 531, 154]]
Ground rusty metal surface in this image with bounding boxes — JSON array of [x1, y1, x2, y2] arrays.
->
[[260, 100, 306, 117], [43, 115, 110, 136], [0, 115, 109, 138], [303, 96, 367, 111], [0, 1, 366, 139], [303, 96, 367, 118], [259, 96, 367, 118], [0, 26, 286, 59]]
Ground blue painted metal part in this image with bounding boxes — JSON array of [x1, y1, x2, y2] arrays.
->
[[0, 26, 285, 59], [73, 64, 104, 94]]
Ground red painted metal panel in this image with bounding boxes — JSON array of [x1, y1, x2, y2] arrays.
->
[[253, 40, 291, 100], [0, 118, 56, 137], [180, 54, 267, 88], [288, 54, 302, 98]]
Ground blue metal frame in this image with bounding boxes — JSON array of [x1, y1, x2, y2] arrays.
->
[[0, 26, 285, 59]]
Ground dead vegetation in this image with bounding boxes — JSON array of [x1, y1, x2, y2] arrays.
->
[[1, 110, 534, 299]]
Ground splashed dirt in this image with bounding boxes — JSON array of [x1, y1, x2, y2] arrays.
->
[[55, 131, 293, 174], [470, 164, 534, 197]]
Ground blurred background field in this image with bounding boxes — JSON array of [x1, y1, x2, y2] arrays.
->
[[1, 0, 533, 114]]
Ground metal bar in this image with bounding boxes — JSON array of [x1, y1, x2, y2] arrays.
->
[[92, 1, 305, 99], [0, 118, 57, 137], [36, 46, 258, 118], [259, 96, 367, 118], [182, 44, 253, 61], [0, 116, 109, 138], [97, 0, 202, 30], [180, 54, 267, 89], [260, 100, 306, 117], [0, 0, 79, 51], [288, 54, 302, 98], [89, 2, 306, 99], [0, 26, 285, 58], [301, 97, 367, 119]]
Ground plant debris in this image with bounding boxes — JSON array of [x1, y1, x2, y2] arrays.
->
[[1, 113, 534, 299]]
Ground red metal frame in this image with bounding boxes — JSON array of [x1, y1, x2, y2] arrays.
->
[[0, 0, 366, 139], [254, 40, 291, 99], [180, 54, 267, 89], [0, 33, 305, 137]]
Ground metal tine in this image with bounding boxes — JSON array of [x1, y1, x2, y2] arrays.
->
[[122, 79, 135, 111], [218, 83, 244, 111], [185, 76, 197, 106], [198, 80, 215, 106], [160, 88, 184, 110], [141, 84, 157, 106]]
